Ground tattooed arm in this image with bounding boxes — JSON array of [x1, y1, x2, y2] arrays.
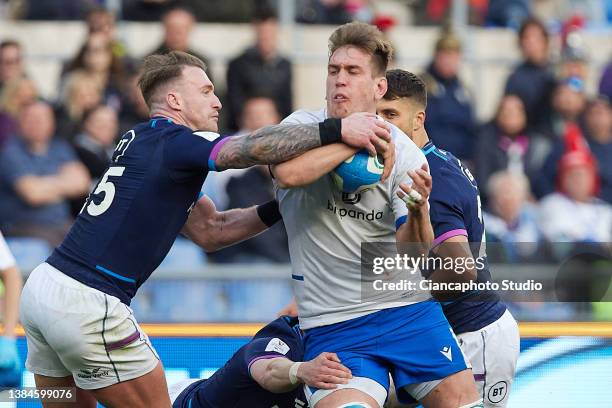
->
[[214, 112, 391, 171]]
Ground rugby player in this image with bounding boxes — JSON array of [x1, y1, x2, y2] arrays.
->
[[18, 51, 394, 408], [377, 69, 520, 407], [269, 23, 482, 408], [169, 316, 351, 407], [0, 230, 22, 388]]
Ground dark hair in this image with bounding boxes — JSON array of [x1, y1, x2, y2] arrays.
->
[[0, 39, 20, 51], [253, 5, 278, 23], [329, 22, 393, 76], [384, 69, 427, 108], [518, 17, 549, 44], [162, 5, 196, 22], [138, 51, 207, 108], [63, 33, 126, 81]]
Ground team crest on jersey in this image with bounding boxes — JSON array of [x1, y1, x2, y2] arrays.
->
[[342, 192, 361, 204], [113, 130, 135, 162], [264, 338, 290, 355]]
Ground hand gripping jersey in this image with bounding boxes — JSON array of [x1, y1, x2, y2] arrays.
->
[[172, 316, 307, 408], [47, 118, 228, 305], [276, 109, 431, 330]]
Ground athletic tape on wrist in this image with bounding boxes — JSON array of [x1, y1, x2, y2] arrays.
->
[[257, 200, 282, 227], [289, 362, 302, 385], [319, 118, 342, 145]]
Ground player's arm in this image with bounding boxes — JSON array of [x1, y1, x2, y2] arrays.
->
[[250, 352, 352, 393], [182, 196, 280, 252], [214, 112, 391, 171], [395, 164, 434, 255], [0, 233, 22, 370]]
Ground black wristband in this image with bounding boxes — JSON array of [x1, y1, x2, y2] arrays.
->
[[257, 200, 282, 227], [319, 118, 342, 145]]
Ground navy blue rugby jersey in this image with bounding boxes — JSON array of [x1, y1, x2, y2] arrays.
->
[[173, 316, 307, 408], [47, 117, 228, 304], [420, 140, 506, 334]]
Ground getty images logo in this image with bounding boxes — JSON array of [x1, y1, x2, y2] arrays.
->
[[327, 200, 383, 221]]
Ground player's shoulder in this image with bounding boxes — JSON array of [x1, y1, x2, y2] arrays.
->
[[281, 108, 326, 125], [389, 123, 427, 168]]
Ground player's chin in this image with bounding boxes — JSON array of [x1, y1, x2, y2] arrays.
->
[[330, 104, 351, 119]]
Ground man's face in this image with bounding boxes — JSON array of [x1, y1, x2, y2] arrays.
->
[[0, 44, 23, 83], [164, 10, 193, 51], [377, 97, 417, 137], [85, 106, 118, 147], [173, 65, 222, 131], [241, 97, 280, 131], [433, 49, 460, 79], [255, 19, 278, 59], [19, 103, 55, 144], [326, 46, 386, 119], [562, 166, 594, 202], [520, 25, 548, 65]]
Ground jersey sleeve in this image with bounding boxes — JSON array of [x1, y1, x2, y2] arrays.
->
[[164, 127, 230, 173], [392, 140, 429, 230], [429, 186, 468, 248], [243, 336, 301, 379], [0, 231, 16, 270]]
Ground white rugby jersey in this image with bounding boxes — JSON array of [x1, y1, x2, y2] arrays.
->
[[276, 108, 431, 329], [0, 231, 16, 270]]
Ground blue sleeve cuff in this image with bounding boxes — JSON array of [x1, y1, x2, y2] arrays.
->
[[395, 215, 408, 230]]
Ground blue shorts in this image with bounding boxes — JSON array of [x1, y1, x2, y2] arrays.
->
[[304, 301, 469, 404]]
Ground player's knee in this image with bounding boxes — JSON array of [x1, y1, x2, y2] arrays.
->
[[336, 403, 373, 408], [459, 399, 484, 408]]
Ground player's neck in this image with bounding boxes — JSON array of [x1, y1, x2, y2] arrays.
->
[[413, 129, 429, 149], [149, 108, 189, 129]]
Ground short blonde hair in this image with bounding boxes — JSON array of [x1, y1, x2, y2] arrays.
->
[[328, 22, 393, 75]]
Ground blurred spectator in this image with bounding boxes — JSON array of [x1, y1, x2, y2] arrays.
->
[[0, 40, 25, 95], [55, 70, 103, 141], [421, 30, 477, 161], [119, 67, 150, 134], [61, 32, 127, 112], [73, 105, 117, 182], [86, 7, 129, 60], [598, 58, 612, 101], [20, 0, 92, 20], [559, 45, 589, 82], [504, 17, 556, 131], [150, 6, 213, 82], [483, 171, 543, 262], [209, 95, 289, 263], [296, 0, 352, 25], [0, 77, 37, 149], [0, 101, 90, 246], [538, 124, 611, 243], [485, 0, 530, 29], [540, 76, 587, 140], [583, 97, 612, 204], [225, 7, 292, 132], [475, 94, 551, 202]]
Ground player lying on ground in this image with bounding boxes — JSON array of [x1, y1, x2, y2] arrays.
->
[[19, 51, 394, 408], [377, 69, 520, 408], [169, 316, 351, 407], [270, 22, 482, 408], [0, 230, 22, 388]]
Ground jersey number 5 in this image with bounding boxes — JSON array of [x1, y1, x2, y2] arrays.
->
[[82, 166, 126, 216]]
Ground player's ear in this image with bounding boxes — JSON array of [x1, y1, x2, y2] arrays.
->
[[375, 76, 387, 100], [167, 90, 182, 111], [413, 109, 426, 132]]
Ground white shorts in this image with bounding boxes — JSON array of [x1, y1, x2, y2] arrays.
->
[[19, 263, 160, 390], [457, 309, 520, 407], [305, 376, 387, 408]]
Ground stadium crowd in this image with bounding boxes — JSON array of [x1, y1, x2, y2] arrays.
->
[[0, 1, 610, 320]]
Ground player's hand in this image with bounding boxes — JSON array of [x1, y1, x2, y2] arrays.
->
[[0, 336, 19, 371], [397, 163, 432, 214], [277, 299, 299, 317], [341, 112, 391, 156], [298, 352, 352, 390], [379, 141, 395, 183]]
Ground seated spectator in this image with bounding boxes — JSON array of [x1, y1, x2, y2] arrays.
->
[[226, 7, 292, 132], [540, 76, 587, 140], [55, 70, 104, 141], [150, 6, 213, 81], [599, 58, 612, 101], [0, 101, 90, 246], [61, 32, 128, 112], [483, 171, 543, 262], [504, 17, 556, 132], [206, 95, 289, 263], [0, 77, 38, 149], [296, 0, 353, 25], [485, 0, 530, 29], [584, 96, 612, 204], [122, 0, 177, 22], [475, 94, 551, 202], [0, 40, 25, 94], [421, 30, 477, 162], [119, 67, 150, 134], [20, 0, 91, 20], [538, 124, 611, 243], [86, 7, 129, 60]]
